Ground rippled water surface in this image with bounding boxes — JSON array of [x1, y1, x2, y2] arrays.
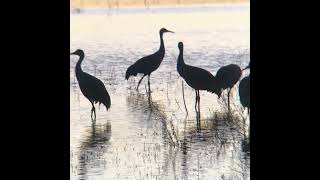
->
[[71, 4, 250, 180]]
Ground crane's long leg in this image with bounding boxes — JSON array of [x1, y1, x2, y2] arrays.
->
[[90, 101, 96, 123], [197, 90, 201, 132], [91, 108, 93, 120], [147, 75, 152, 105], [136, 75, 146, 91], [227, 87, 232, 112], [194, 90, 198, 113], [90, 101, 94, 119], [93, 106, 96, 121], [194, 90, 198, 128], [148, 75, 151, 94], [195, 90, 201, 130], [197, 90, 201, 131], [197, 90, 201, 120]]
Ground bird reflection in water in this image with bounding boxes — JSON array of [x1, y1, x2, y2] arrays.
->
[[77, 121, 112, 179], [125, 92, 249, 179], [181, 115, 190, 179]]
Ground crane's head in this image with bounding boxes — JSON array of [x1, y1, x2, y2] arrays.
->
[[242, 62, 250, 71], [178, 42, 183, 50], [70, 49, 84, 57], [160, 28, 174, 35]]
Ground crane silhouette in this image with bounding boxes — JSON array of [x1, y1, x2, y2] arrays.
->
[[125, 28, 174, 94], [176, 42, 221, 127], [215, 64, 242, 111], [239, 63, 250, 114], [70, 49, 111, 122]]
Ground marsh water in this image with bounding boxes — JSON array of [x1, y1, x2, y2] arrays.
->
[[70, 3, 250, 180]]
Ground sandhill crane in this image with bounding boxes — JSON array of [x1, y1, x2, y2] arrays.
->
[[71, 49, 111, 122], [176, 42, 221, 127], [125, 28, 174, 94], [215, 64, 242, 111], [239, 63, 250, 113]]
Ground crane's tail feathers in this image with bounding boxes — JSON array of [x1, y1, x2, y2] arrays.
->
[[103, 102, 111, 111], [207, 80, 222, 98], [95, 98, 111, 111], [104, 98, 111, 111]]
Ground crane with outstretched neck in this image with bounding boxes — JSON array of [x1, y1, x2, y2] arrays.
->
[[125, 28, 174, 94], [176, 42, 221, 126], [71, 49, 111, 122]]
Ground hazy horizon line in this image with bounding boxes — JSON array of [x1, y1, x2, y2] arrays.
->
[[71, 0, 249, 9]]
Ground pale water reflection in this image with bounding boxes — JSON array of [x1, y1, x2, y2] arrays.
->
[[71, 3, 250, 180]]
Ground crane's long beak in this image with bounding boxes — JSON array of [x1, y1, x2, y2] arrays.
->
[[242, 66, 249, 71], [166, 30, 174, 33], [70, 52, 75, 55]]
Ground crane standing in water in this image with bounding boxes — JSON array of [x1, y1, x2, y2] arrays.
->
[[239, 63, 250, 114], [176, 42, 221, 127], [215, 64, 242, 111], [125, 28, 174, 94], [71, 49, 111, 122]]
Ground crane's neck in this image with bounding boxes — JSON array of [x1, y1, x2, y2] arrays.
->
[[177, 48, 185, 75], [177, 48, 185, 66], [75, 54, 84, 76], [159, 33, 165, 54]]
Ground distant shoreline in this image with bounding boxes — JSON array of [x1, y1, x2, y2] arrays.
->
[[71, 0, 249, 9]]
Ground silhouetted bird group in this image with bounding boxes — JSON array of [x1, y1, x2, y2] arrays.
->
[[70, 28, 250, 123]]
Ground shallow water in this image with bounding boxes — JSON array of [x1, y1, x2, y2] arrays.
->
[[71, 4, 250, 180]]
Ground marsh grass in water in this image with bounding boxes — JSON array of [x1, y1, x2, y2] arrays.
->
[[70, 5, 250, 179]]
